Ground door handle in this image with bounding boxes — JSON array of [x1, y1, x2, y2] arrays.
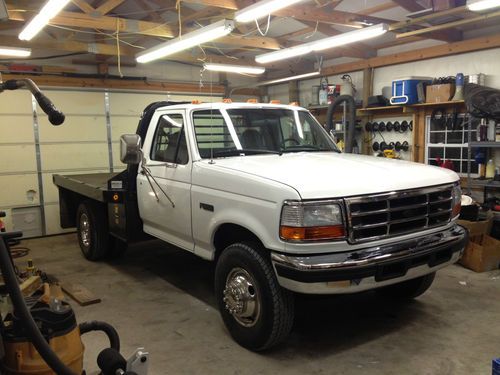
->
[[165, 163, 177, 169]]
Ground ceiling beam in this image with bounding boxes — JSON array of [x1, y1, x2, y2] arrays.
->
[[320, 34, 500, 76], [182, 0, 394, 27], [358, 2, 399, 15], [71, 0, 95, 14], [396, 9, 500, 38], [7, 5, 281, 51], [0, 72, 226, 94], [95, 0, 125, 15]]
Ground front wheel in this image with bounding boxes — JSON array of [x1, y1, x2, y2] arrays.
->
[[376, 272, 436, 300], [215, 242, 294, 351]]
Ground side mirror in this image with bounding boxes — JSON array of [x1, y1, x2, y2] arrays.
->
[[120, 134, 142, 165]]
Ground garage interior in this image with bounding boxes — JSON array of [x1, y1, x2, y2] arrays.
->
[[0, 0, 500, 374]]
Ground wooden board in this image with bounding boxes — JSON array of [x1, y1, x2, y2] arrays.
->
[[62, 282, 101, 306]]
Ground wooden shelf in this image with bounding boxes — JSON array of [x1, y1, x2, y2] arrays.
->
[[469, 179, 500, 188]]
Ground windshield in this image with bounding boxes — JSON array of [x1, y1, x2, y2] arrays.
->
[[192, 108, 339, 158]]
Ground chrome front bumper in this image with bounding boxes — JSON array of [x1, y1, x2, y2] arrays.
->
[[271, 224, 468, 294]]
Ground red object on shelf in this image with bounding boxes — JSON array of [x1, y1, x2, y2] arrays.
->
[[436, 157, 455, 171]]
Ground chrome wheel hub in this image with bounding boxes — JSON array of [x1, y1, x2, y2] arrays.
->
[[223, 268, 260, 327], [79, 213, 91, 247]]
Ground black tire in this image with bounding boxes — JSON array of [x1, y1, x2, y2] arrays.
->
[[76, 200, 109, 261], [215, 242, 294, 351], [376, 272, 436, 300]]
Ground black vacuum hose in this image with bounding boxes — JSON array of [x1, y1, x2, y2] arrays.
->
[[326, 95, 357, 153], [80, 320, 121, 352], [0, 238, 77, 375]]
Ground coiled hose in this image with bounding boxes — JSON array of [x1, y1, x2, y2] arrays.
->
[[0, 236, 77, 375], [80, 320, 121, 352], [326, 95, 357, 153]]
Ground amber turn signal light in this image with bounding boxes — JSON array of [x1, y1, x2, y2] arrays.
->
[[452, 202, 461, 218], [280, 225, 345, 241]]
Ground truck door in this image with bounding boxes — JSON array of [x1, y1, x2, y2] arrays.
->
[[137, 110, 193, 251]]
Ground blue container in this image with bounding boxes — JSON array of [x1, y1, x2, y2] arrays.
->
[[493, 358, 500, 375], [390, 76, 432, 105]]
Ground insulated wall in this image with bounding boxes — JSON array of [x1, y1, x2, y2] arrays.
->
[[1, 88, 220, 237]]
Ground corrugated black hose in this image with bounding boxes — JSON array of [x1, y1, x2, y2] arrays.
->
[[326, 95, 357, 153], [79, 321, 121, 352], [0, 236, 77, 375]]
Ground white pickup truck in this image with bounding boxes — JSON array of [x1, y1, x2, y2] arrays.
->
[[54, 101, 467, 351]]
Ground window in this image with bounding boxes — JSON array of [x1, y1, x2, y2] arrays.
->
[[425, 114, 478, 176], [151, 113, 189, 164], [192, 108, 337, 159]]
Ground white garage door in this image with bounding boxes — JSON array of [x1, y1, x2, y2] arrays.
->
[[1, 88, 221, 237]]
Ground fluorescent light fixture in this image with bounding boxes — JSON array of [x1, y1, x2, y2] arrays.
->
[[19, 0, 71, 41], [467, 0, 500, 10], [204, 63, 265, 75], [235, 0, 304, 23], [0, 46, 31, 57], [256, 45, 312, 64], [255, 23, 389, 64], [136, 19, 235, 63], [259, 71, 320, 86], [311, 23, 389, 51]]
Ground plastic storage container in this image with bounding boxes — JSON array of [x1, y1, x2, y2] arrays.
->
[[390, 76, 432, 105]]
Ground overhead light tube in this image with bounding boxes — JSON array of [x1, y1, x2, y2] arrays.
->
[[311, 23, 389, 51], [235, 0, 304, 23], [19, 0, 71, 41], [204, 63, 265, 75], [467, 0, 500, 11], [256, 45, 312, 64], [259, 71, 321, 86], [255, 23, 389, 64], [0, 46, 31, 57], [136, 19, 235, 63]]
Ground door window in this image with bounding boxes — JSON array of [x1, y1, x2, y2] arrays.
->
[[151, 114, 189, 164]]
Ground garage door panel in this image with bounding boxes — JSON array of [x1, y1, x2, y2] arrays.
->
[[0, 115, 36, 143], [111, 116, 140, 141], [42, 169, 110, 204], [0, 145, 37, 173], [44, 204, 75, 235], [38, 115, 107, 142], [40, 143, 109, 171], [0, 91, 32, 114], [38, 91, 105, 115], [0, 174, 39, 207], [109, 93, 168, 116]]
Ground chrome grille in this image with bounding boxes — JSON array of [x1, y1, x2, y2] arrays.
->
[[345, 184, 454, 243]]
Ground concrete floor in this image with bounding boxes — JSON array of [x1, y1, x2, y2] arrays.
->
[[16, 234, 500, 375]]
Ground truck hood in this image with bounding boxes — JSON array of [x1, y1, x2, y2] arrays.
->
[[205, 152, 459, 199]]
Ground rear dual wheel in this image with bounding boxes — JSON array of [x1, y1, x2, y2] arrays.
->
[[76, 200, 126, 261]]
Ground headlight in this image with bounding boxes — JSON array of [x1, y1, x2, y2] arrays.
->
[[451, 183, 462, 219], [280, 201, 345, 241]]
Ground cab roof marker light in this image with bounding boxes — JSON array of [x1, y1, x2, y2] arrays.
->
[[0, 46, 31, 57], [467, 0, 500, 10], [136, 19, 235, 63], [235, 0, 304, 23], [203, 63, 265, 75], [19, 0, 71, 41]]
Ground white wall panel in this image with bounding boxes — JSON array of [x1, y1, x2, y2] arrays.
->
[[0, 174, 39, 207], [36, 91, 105, 115], [0, 115, 35, 143], [44, 204, 74, 235], [38, 115, 107, 142], [0, 91, 32, 114], [40, 143, 109, 171], [0, 145, 37, 173]]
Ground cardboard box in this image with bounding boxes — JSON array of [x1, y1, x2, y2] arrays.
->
[[459, 235, 500, 272], [425, 84, 456, 103], [458, 212, 493, 239]]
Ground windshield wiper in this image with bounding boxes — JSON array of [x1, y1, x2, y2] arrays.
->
[[212, 148, 282, 157], [281, 145, 334, 153]]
